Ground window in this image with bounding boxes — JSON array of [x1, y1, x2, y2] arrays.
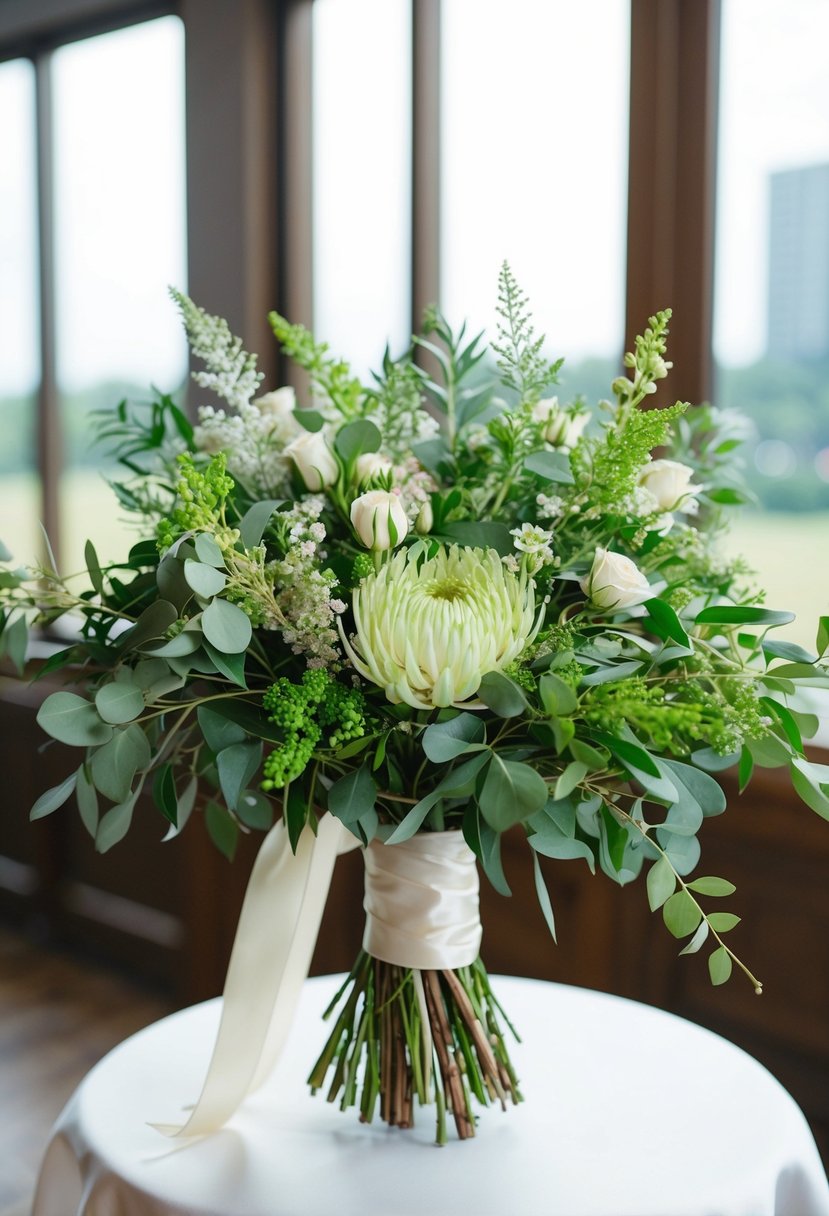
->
[[0, 13, 187, 574], [713, 0, 829, 647]]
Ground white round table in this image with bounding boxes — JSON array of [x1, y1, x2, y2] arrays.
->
[[33, 975, 829, 1216]]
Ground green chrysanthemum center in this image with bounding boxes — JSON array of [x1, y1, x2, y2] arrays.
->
[[339, 545, 542, 710]]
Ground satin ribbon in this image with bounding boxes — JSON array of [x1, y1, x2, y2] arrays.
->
[[363, 831, 482, 969], [154, 813, 357, 1137], [154, 821, 481, 1138]]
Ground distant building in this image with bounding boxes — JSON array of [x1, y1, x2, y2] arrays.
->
[[767, 162, 829, 361]]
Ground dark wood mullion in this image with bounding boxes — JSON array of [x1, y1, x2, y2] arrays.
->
[[275, 0, 313, 394], [34, 50, 62, 567], [411, 0, 441, 338], [626, 0, 721, 406]]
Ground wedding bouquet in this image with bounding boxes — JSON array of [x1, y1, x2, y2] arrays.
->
[[2, 264, 828, 1142]]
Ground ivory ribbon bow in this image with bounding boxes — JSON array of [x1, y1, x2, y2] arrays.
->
[[154, 813, 357, 1137]]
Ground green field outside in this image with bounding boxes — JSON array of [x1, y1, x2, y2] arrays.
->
[[1, 470, 827, 649]]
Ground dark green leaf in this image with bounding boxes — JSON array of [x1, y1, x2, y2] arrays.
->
[[153, 763, 178, 824], [762, 638, 817, 665], [645, 598, 691, 649], [386, 753, 489, 844], [295, 407, 326, 432], [599, 804, 627, 871], [738, 746, 754, 793], [695, 605, 794, 628], [117, 600, 178, 651], [817, 616, 829, 657], [328, 764, 377, 827], [478, 817, 511, 896]]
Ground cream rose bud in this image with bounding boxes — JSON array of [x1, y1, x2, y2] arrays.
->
[[284, 429, 338, 490], [355, 452, 393, 482], [532, 397, 590, 449], [255, 386, 296, 418], [639, 459, 700, 512], [415, 500, 434, 535], [350, 490, 409, 551], [581, 547, 651, 610]]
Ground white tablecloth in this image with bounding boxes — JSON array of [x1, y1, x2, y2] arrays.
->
[[32, 975, 829, 1216]]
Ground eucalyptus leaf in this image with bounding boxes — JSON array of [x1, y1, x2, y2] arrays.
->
[[708, 946, 733, 985], [539, 671, 578, 716], [236, 788, 274, 831], [479, 755, 548, 831], [30, 770, 78, 821], [524, 450, 574, 484], [662, 889, 702, 938], [194, 532, 226, 567], [76, 764, 99, 838], [202, 598, 252, 654], [329, 764, 378, 828], [646, 856, 676, 911], [217, 742, 262, 812], [96, 788, 140, 853], [532, 853, 557, 943], [117, 599, 178, 651], [707, 912, 741, 932], [37, 692, 114, 747], [184, 559, 227, 599], [4, 615, 28, 675], [477, 671, 528, 718], [422, 713, 485, 762], [679, 919, 709, 956], [334, 419, 382, 464], [687, 876, 736, 897], [95, 681, 145, 725], [91, 724, 151, 804], [206, 799, 239, 860], [204, 642, 248, 689]]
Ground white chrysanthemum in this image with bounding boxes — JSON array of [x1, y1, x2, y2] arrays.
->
[[341, 546, 541, 709]]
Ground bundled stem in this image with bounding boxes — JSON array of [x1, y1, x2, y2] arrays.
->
[[308, 952, 521, 1143]]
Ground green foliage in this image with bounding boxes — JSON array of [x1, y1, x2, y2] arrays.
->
[[491, 261, 563, 405], [157, 453, 238, 552], [576, 398, 688, 513], [268, 310, 363, 417]]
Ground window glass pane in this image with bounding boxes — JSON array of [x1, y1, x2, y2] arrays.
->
[[52, 15, 188, 572], [313, 0, 412, 379], [714, 0, 829, 647], [442, 0, 629, 392], [0, 59, 40, 565]]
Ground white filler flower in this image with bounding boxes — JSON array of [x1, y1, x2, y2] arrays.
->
[[341, 545, 540, 709]]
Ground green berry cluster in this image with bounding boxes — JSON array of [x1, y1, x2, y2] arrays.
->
[[352, 553, 374, 582], [261, 669, 367, 789], [157, 453, 238, 551]]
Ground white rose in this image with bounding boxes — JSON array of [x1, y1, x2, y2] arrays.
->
[[284, 429, 338, 491], [532, 397, 590, 450], [638, 459, 700, 512], [580, 547, 651, 610], [351, 490, 409, 551], [355, 452, 393, 482]]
